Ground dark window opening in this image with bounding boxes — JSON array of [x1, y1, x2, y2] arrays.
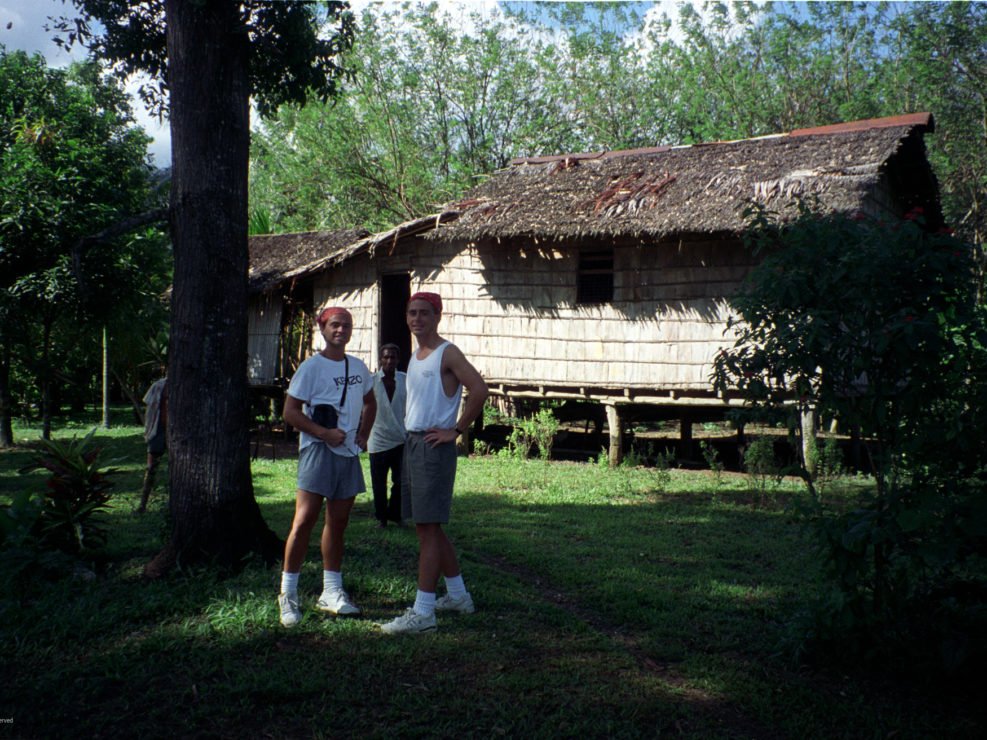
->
[[379, 273, 412, 372], [577, 250, 614, 304]]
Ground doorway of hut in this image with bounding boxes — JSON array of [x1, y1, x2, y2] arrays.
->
[[379, 272, 412, 372]]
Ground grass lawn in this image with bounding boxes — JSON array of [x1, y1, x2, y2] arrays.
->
[[1, 415, 983, 738]]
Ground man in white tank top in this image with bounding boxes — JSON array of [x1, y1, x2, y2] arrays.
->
[[380, 292, 489, 635]]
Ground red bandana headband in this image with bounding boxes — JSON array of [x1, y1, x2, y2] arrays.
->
[[408, 291, 442, 314], [317, 307, 353, 329]]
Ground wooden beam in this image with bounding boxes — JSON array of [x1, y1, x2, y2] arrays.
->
[[605, 404, 623, 467]]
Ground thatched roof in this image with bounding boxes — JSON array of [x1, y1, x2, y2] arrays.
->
[[248, 213, 459, 293], [249, 228, 369, 293], [430, 113, 941, 243]]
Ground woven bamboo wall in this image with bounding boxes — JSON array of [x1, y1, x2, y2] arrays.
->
[[357, 236, 757, 394], [311, 257, 378, 363], [247, 292, 282, 384]]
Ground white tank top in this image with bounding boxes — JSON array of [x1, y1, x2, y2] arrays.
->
[[405, 342, 462, 432]]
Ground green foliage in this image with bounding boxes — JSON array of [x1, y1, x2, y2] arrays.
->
[[18, 429, 120, 553], [0, 488, 75, 596], [0, 46, 167, 432], [717, 203, 987, 672], [810, 438, 847, 499], [889, 1, 987, 281], [501, 408, 560, 462], [482, 400, 506, 426], [715, 203, 984, 483], [251, 2, 562, 231], [648, 446, 673, 496], [700, 440, 724, 486], [249, 0, 986, 278], [620, 442, 646, 468], [742, 437, 781, 506]]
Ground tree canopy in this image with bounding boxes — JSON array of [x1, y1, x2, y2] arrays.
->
[[0, 45, 159, 444], [249, 0, 987, 265]]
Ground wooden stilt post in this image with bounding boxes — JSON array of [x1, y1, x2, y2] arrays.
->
[[679, 413, 693, 461], [801, 406, 817, 476], [605, 404, 623, 467]]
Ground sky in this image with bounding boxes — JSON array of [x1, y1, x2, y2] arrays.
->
[[0, 0, 720, 169]]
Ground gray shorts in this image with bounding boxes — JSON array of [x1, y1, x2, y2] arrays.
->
[[297, 443, 366, 500], [401, 432, 457, 524], [147, 426, 166, 456]]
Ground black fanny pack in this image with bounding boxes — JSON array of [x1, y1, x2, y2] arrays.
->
[[311, 355, 348, 430], [311, 403, 338, 429]]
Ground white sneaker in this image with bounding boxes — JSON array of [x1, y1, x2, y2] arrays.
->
[[380, 608, 437, 635], [279, 593, 302, 627], [435, 593, 475, 614], [316, 589, 361, 616]]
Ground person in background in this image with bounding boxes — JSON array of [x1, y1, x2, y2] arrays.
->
[[380, 292, 488, 635], [277, 307, 376, 628], [137, 375, 167, 514], [368, 344, 406, 528]]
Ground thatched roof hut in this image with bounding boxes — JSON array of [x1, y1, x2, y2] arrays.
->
[[433, 113, 940, 243], [248, 113, 943, 462]]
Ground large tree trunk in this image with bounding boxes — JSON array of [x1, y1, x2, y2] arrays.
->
[[149, 0, 281, 576]]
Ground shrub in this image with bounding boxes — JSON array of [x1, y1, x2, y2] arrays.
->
[[700, 440, 724, 486], [503, 408, 560, 461], [18, 429, 120, 554], [717, 203, 987, 675], [743, 437, 780, 505]]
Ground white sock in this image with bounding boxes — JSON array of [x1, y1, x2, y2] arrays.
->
[[281, 572, 299, 597], [413, 590, 436, 617], [444, 573, 468, 599], [323, 570, 343, 593]]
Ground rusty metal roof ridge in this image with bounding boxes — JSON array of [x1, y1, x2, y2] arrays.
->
[[506, 113, 933, 167], [789, 112, 934, 137]]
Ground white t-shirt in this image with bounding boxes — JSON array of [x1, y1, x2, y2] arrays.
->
[[368, 370, 407, 453], [287, 353, 371, 456]]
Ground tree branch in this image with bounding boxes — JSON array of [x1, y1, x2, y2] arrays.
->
[[71, 207, 169, 293]]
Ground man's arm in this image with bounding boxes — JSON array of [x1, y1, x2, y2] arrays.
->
[[356, 390, 377, 450], [283, 395, 345, 447], [425, 344, 488, 445]]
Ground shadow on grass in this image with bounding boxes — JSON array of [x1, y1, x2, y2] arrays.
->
[[3, 443, 984, 739]]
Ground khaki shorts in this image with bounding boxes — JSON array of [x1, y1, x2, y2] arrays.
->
[[401, 432, 457, 524]]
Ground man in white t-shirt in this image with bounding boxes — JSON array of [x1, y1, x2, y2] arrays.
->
[[380, 292, 488, 635], [277, 307, 376, 627]]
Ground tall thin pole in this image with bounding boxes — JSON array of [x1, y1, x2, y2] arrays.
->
[[102, 325, 110, 428]]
